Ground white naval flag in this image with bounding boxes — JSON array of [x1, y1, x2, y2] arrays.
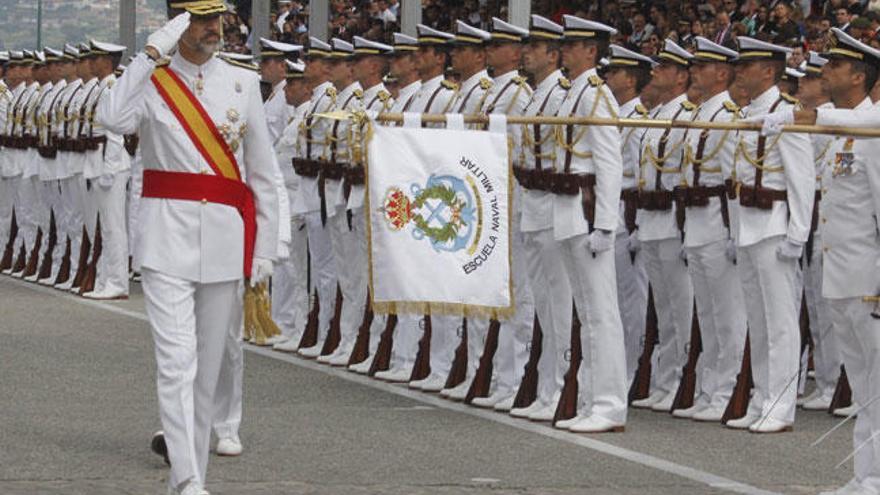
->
[[366, 116, 512, 317]]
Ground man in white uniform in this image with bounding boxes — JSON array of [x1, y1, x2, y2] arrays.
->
[[96, 2, 279, 493], [258, 37, 302, 143], [725, 37, 813, 433]]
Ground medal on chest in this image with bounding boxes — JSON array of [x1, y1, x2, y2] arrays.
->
[[833, 138, 856, 177]]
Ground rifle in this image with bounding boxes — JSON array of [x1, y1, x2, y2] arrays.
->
[[513, 314, 543, 409], [347, 293, 374, 366], [409, 315, 432, 381], [296, 290, 320, 350], [629, 287, 658, 402], [53, 236, 71, 286], [443, 318, 468, 390], [37, 210, 57, 280], [23, 227, 43, 278], [78, 216, 101, 295], [554, 305, 582, 423], [829, 365, 852, 413], [11, 243, 26, 274], [465, 319, 500, 403], [318, 284, 344, 356], [672, 301, 702, 411], [722, 333, 753, 423], [71, 227, 91, 290], [368, 313, 397, 375]]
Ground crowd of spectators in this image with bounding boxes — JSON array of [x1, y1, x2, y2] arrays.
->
[[218, 0, 880, 68]]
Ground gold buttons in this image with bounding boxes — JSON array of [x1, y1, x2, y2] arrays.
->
[[201, 198, 207, 204]]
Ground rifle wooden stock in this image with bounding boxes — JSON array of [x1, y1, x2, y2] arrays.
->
[[799, 291, 812, 367], [318, 285, 344, 356], [444, 318, 469, 390], [53, 237, 71, 285], [368, 314, 398, 375], [23, 228, 43, 278], [297, 290, 320, 349], [465, 319, 500, 403], [629, 287, 658, 402], [79, 218, 102, 295], [723, 333, 753, 423], [71, 227, 91, 289], [554, 305, 582, 423], [829, 365, 853, 413], [11, 244, 26, 274], [347, 293, 374, 366], [38, 211, 57, 281], [410, 315, 432, 381], [0, 210, 17, 271], [672, 301, 702, 411], [513, 314, 543, 409]]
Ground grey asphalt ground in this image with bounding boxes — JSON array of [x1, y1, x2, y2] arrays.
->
[[0, 275, 856, 495]]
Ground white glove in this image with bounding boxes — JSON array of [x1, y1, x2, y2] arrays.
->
[[747, 108, 793, 137], [249, 257, 274, 287], [97, 173, 114, 189], [627, 231, 641, 253], [725, 238, 737, 263], [776, 237, 803, 261], [588, 229, 614, 253], [146, 12, 191, 58]]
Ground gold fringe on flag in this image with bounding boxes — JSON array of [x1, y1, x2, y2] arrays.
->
[[243, 282, 282, 346]]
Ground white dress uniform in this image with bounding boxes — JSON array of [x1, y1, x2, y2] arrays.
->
[[0, 75, 28, 269], [406, 24, 461, 392], [820, 98, 880, 494], [679, 48, 748, 419], [635, 84, 695, 412], [0, 75, 11, 258], [258, 37, 303, 143], [344, 37, 396, 372], [96, 51, 279, 490], [729, 39, 814, 431], [273, 97, 311, 344], [441, 22, 497, 399], [801, 98, 840, 407], [551, 16, 627, 431], [507, 18, 573, 420], [33, 66, 66, 283], [11, 77, 44, 275], [87, 64, 132, 298], [318, 57, 364, 361], [473, 66, 535, 407]]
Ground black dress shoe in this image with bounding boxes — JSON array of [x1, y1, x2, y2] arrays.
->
[[151, 431, 170, 466]]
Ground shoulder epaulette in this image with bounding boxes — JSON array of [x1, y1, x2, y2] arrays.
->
[[155, 58, 171, 68], [635, 103, 648, 116], [107, 80, 115, 88], [681, 100, 697, 111], [441, 79, 458, 90], [220, 57, 258, 72], [479, 77, 493, 90], [377, 90, 391, 102], [588, 74, 603, 87], [558, 77, 571, 90], [354, 88, 364, 99], [723, 100, 740, 113], [513, 75, 527, 86], [780, 92, 798, 104], [326, 87, 337, 98]]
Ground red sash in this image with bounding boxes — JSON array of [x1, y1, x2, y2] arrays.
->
[[144, 65, 256, 276]]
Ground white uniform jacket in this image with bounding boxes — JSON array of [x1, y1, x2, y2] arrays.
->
[[291, 81, 336, 216], [96, 52, 279, 284]]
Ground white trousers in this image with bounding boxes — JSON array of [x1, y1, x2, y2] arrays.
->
[[328, 207, 363, 354], [349, 208, 386, 360], [560, 233, 628, 424], [14, 176, 39, 252], [304, 211, 338, 345], [389, 314, 426, 373], [0, 177, 13, 245], [82, 177, 99, 243], [685, 239, 748, 410], [804, 234, 840, 399], [60, 176, 85, 278], [522, 228, 572, 406], [614, 232, 649, 385], [829, 297, 880, 491], [39, 181, 64, 280], [128, 153, 143, 258], [92, 173, 130, 295], [271, 215, 309, 341], [737, 235, 800, 423], [428, 314, 462, 380], [142, 269, 242, 490], [641, 237, 694, 396], [213, 281, 245, 441]]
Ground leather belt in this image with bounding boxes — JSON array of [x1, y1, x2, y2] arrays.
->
[[292, 158, 325, 178], [637, 190, 674, 211], [738, 184, 787, 210]]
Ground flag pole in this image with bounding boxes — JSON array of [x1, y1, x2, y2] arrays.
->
[[315, 110, 880, 138]]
